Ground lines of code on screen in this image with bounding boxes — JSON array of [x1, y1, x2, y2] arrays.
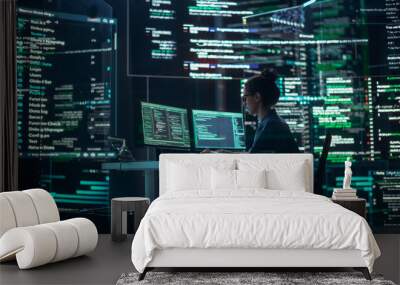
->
[[130, 0, 400, 231], [192, 110, 246, 149], [129, 0, 399, 79], [141, 102, 191, 148], [17, 7, 117, 159]]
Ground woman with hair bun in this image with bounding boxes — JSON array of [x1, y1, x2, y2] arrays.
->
[[243, 69, 299, 153]]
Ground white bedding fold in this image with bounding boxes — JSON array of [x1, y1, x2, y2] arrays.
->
[[131, 190, 380, 273]]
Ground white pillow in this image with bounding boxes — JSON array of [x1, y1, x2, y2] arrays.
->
[[167, 160, 236, 191], [237, 159, 308, 192], [211, 168, 236, 190], [211, 169, 267, 190], [266, 162, 307, 191], [167, 163, 210, 191], [236, 169, 267, 189]]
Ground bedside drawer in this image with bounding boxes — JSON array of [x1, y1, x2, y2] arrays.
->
[[332, 198, 366, 218]]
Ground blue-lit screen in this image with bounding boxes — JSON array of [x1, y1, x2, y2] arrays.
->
[[192, 109, 246, 150]]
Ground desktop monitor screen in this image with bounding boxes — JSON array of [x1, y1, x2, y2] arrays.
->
[[192, 109, 246, 150], [141, 102, 191, 148]]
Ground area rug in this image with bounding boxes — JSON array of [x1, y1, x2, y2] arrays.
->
[[116, 271, 396, 285]]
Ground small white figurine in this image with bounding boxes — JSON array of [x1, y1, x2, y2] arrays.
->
[[342, 159, 352, 190]]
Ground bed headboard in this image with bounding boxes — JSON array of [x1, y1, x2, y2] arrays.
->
[[159, 153, 314, 196]]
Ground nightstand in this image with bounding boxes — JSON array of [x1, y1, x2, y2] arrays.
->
[[111, 197, 150, 242], [331, 198, 366, 218]]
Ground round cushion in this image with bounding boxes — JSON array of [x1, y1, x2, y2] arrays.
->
[[0, 196, 17, 237], [1, 191, 39, 227], [23, 189, 60, 224], [65, 218, 98, 257], [42, 221, 79, 262], [0, 226, 57, 269]]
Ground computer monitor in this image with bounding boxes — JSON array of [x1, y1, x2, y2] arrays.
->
[[192, 109, 246, 150], [140, 102, 191, 148]]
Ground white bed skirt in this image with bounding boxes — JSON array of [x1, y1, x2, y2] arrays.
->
[[148, 248, 366, 268]]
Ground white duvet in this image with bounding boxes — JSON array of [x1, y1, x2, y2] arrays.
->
[[131, 190, 380, 273]]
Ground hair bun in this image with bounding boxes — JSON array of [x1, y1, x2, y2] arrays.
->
[[261, 69, 277, 82]]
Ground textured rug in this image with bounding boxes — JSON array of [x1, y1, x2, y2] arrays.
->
[[116, 271, 396, 285]]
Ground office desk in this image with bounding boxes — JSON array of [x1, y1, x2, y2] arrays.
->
[[102, 161, 159, 171], [102, 161, 159, 200]]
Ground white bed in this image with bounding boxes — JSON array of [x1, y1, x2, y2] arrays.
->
[[131, 154, 380, 280]]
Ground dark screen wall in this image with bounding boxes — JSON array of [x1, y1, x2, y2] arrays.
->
[[17, 0, 118, 232], [16, 0, 400, 233]]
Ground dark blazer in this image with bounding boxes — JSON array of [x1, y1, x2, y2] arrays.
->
[[248, 109, 300, 153]]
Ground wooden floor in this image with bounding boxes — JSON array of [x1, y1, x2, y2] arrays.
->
[[0, 235, 133, 285]]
